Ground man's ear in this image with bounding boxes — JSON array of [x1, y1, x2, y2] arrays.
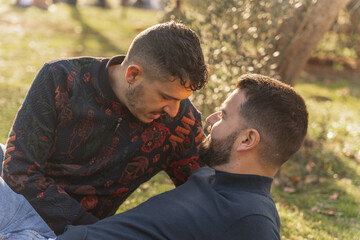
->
[[125, 65, 143, 85], [236, 129, 260, 152]]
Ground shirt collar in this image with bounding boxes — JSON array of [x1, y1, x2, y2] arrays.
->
[[213, 169, 273, 195], [98, 55, 126, 102], [106, 55, 126, 69]]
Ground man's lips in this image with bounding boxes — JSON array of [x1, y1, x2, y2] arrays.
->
[[149, 113, 161, 119]]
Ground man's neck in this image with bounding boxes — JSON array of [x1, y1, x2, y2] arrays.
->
[[108, 64, 127, 105]]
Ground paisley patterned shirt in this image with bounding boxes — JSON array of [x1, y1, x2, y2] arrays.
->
[[2, 56, 204, 235]]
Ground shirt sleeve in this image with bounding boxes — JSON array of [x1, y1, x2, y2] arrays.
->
[[57, 191, 194, 240], [164, 100, 205, 186], [2, 63, 98, 235], [223, 215, 281, 240]]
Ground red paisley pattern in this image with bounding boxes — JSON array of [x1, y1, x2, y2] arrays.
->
[[141, 122, 170, 153], [119, 156, 150, 185], [81, 195, 98, 210], [110, 187, 129, 198], [83, 72, 90, 83], [55, 86, 73, 127], [169, 157, 200, 183]]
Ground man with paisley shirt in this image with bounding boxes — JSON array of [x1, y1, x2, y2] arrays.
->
[[2, 21, 208, 235]]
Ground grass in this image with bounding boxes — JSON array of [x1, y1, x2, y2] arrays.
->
[[0, 2, 359, 239], [273, 72, 360, 239], [0, 1, 161, 142]]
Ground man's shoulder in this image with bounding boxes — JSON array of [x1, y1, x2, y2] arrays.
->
[[229, 192, 280, 229], [189, 167, 215, 182], [224, 215, 280, 240], [178, 98, 202, 121], [45, 56, 108, 70]]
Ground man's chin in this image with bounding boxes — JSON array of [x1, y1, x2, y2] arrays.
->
[[199, 135, 232, 168], [141, 117, 155, 124], [132, 114, 152, 124], [133, 113, 158, 123]]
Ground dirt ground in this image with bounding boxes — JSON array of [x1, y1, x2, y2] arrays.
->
[[305, 56, 360, 79]]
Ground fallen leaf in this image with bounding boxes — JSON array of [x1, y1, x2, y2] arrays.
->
[[311, 206, 320, 213], [305, 161, 316, 173], [341, 178, 352, 185], [311, 206, 337, 216], [329, 192, 339, 201], [322, 210, 336, 216], [141, 183, 150, 190], [304, 174, 318, 184], [319, 177, 327, 183], [290, 176, 301, 184], [272, 178, 281, 187], [283, 187, 296, 193]]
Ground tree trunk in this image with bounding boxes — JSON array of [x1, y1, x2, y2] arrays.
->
[[97, 0, 106, 8], [66, 0, 77, 6], [121, 0, 129, 6], [278, 0, 351, 86], [272, 4, 307, 64], [175, 0, 183, 14]]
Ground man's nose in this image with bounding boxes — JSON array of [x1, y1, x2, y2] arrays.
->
[[163, 101, 180, 118], [206, 111, 221, 126]]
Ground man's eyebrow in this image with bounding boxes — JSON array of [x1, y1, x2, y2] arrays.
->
[[161, 92, 181, 101]]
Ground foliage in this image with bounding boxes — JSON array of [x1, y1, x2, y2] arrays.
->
[[274, 73, 360, 239], [315, 0, 360, 59], [0, 2, 160, 142], [163, 0, 316, 118], [277, 74, 360, 188]]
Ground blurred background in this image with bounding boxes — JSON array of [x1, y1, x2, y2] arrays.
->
[[0, 0, 359, 239]]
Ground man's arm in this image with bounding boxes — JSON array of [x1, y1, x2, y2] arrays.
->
[[164, 100, 205, 186], [3, 63, 98, 235], [57, 188, 198, 240]]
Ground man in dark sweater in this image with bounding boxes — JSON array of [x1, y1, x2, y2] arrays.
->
[[0, 74, 308, 239], [2, 21, 208, 234]]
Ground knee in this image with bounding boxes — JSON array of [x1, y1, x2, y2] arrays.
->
[[0, 143, 5, 175]]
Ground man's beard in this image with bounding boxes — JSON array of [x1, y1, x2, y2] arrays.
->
[[126, 83, 145, 110], [126, 83, 165, 118], [199, 131, 239, 168]]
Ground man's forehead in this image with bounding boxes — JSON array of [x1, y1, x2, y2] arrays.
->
[[159, 88, 192, 100], [222, 89, 241, 108], [157, 77, 193, 99], [160, 75, 192, 88]]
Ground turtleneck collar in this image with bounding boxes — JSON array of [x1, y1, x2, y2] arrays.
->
[[213, 169, 273, 195]]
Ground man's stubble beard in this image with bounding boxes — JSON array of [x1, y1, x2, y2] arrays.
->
[[126, 83, 145, 111], [199, 131, 239, 168]]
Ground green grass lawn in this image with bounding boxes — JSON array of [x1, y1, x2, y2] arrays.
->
[[0, 1, 160, 142], [0, 2, 359, 239]]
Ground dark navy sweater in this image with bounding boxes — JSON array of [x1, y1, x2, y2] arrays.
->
[[58, 167, 281, 240]]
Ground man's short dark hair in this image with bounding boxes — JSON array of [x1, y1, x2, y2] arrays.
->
[[237, 74, 308, 166], [126, 21, 208, 91]]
